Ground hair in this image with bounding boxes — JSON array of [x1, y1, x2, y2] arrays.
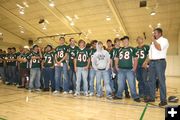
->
[[33, 45, 38, 49], [69, 38, 74, 42], [78, 39, 86, 46], [154, 28, 163, 34], [136, 36, 143, 41], [59, 36, 65, 40], [122, 36, 129, 41], [7, 48, 11, 50], [91, 40, 98, 46], [11, 47, 16, 51], [46, 45, 53, 50], [106, 39, 112, 43], [98, 41, 103, 45], [114, 38, 120, 43]]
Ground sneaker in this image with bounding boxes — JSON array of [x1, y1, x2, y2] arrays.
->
[[96, 94, 102, 98], [84, 92, 89, 97], [63, 91, 68, 95], [159, 101, 167, 107], [35, 89, 41, 92], [43, 88, 49, 92], [107, 95, 113, 100], [53, 90, 60, 95], [134, 98, 141, 102], [5, 82, 10, 85], [89, 92, 94, 96], [28, 89, 33, 92], [18, 85, 25, 88], [16, 84, 20, 87], [113, 96, 122, 100], [69, 90, 73, 94], [74, 92, 80, 96], [125, 94, 130, 98]]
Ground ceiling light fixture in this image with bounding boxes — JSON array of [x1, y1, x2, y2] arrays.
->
[[70, 22, 74, 26], [150, 11, 156, 16], [48, 0, 55, 7], [106, 16, 111, 21]]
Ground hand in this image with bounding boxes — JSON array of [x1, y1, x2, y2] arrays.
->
[[74, 67, 77, 72], [56, 61, 61, 66], [132, 68, 136, 72], [116, 67, 119, 71], [84, 66, 88, 70], [67, 65, 70, 70], [142, 62, 148, 69]]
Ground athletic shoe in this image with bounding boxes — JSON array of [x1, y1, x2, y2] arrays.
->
[[5, 82, 10, 85], [106, 95, 113, 100], [53, 90, 60, 95], [69, 90, 73, 94], [35, 89, 41, 92], [134, 98, 141, 102], [113, 96, 122, 100], [74, 92, 80, 96], [43, 88, 49, 92], [84, 92, 89, 97], [18, 85, 25, 88], [159, 101, 167, 106], [96, 94, 102, 98], [89, 92, 94, 96], [125, 94, 130, 98], [28, 89, 33, 92], [63, 91, 68, 95]]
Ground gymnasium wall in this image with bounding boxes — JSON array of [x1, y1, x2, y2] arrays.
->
[[166, 31, 180, 76]]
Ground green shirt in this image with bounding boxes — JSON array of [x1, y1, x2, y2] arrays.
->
[[19, 53, 29, 69], [89, 48, 96, 67], [28, 51, 41, 68], [67, 45, 78, 67], [6, 53, 17, 66], [116, 47, 137, 69], [135, 45, 149, 66], [75, 48, 89, 67], [110, 47, 120, 67], [43, 52, 54, 67], [0, 54, 5, 67], [55, 45, 67, 63]]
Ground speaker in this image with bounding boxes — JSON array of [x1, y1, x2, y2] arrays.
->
[[28, 40, 33, 46]]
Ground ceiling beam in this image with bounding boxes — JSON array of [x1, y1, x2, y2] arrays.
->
[[38, 0, 80, 33], [0, 5, 47, 37], [106, 0, 128, 35]]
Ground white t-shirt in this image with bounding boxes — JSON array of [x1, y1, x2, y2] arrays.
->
[[149, 36, 169, 60]]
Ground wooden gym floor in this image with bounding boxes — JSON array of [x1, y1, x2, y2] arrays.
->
[[0, 76, 179, 120]]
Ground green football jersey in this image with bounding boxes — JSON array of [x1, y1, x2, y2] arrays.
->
[[110, 47, 120, 67], [55, 45, 67, 63], [19, 53, 29, 69], [67, 45, 78, 67], [135, 45, 149, 66], [7, 53, 17, 66], [0, 54, 5, 67], [75, 48, 89, 67], [43, 52, 54, 67], [89, 48, 96, 67], [116, 47, 137, 69], [28, 51, 41, 68]]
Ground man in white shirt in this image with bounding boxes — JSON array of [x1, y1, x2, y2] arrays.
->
[[145, 28, 169, 106]]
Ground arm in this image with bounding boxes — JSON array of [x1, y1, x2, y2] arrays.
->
[[153, 40, 161, 51], [84, 58, 90, 70], [133, 57, 138, 71], [114, 57, 119, 71]]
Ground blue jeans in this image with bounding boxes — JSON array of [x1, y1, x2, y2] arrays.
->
[[7, 66, 17, 84], [68, 66, 76, 91], [43, 67, 55, 90], [76, 67, 88, 93], [148, 60, 167, 102], [0, 67, 6, 81], [116, 69, 139, 99], [136, 65, 145, 97], [29, 68, 41, 89], [89, 68, 96, 93], [55, 63, 69, 91], [96, 70, 112, 96]]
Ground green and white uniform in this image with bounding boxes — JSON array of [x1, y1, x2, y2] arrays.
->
[[19, 53, 29, 69], [135, 45, 149, 66], [116, 47, 137, 69], [67, 45, 78, 68], [54, 45, 67, 63], [28, 52, 41, 68], [75, 48, 89, 67], [110, 47, 120, 67], [43, 52, 54, 67]]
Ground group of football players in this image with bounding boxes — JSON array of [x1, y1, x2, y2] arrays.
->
[[0, 35, 153, 102]]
